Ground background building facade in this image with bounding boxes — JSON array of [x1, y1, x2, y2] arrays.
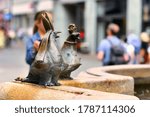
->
[[0, 0, 145, 54], [54, 0, 142, 54], [10, 0, 54, 36]]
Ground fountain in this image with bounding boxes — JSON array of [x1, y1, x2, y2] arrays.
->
[[2, 64, 150, 100], [0, 13, 146, 99]]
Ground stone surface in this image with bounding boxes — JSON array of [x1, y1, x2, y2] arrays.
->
[[60, 65, 150, 95], [86, 65, 150, 84], [60, 71, 134, 95], [0, 82, 138, 100], [87, 65, 150, 78]]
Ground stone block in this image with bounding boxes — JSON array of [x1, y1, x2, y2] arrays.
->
[[60, 71, 134, 95], [0, 82, 138, 100]]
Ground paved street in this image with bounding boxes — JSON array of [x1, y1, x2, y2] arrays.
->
[[0, 41, 29, 82], [0, 41, 101, 83]]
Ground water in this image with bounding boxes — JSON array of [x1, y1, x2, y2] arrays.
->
[[134, 84, 150, 100]]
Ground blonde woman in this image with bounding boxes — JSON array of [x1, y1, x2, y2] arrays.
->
[[25, 10, 53, 65]]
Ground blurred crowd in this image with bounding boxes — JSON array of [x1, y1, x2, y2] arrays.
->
[[0, 10, 33, 49], [0, 26, 32, 49], [1, 10, 150, 66], [0, 27, 15, 49], [97, 23, 150, 66], [125, 31, 150, 64]]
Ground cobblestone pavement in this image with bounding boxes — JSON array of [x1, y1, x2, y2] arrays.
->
[[0, 41, 101, 83]]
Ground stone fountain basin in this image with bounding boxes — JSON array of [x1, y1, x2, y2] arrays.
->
[[1, 64, 150, 100], [60, 65, 150, 95]]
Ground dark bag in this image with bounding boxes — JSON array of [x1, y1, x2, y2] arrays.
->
[[108, 40, 127, 65]]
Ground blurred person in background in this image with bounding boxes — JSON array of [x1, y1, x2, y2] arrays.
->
[[77, 28, 89, 54], [97, 23, 129, 66], [123, 37, 135, 64], [0, 26, 5, 49], [5, 29, 16, 48], [77, 28, 84, 51], [147, 42, 150, 64], [17, 28, 25, 41], [126, 33, 141, 64], [140, 32, 150, 64], [26, 10, 53, 65]]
